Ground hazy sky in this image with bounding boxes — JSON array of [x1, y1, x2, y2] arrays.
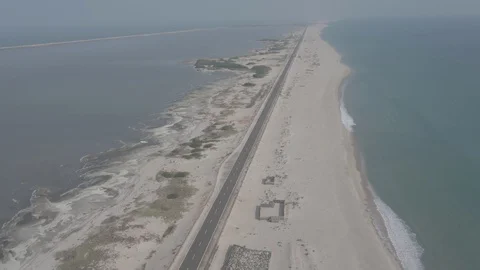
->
[[1, 0, 480, 28]]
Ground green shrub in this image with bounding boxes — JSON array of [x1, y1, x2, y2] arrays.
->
[[251, 65, 271, 78], [158, 171, 189, 179], [191, 148, 204, 153], [188, 137, 203, 148], [221, 125, 235, 131], [203, 143, 214, 149]]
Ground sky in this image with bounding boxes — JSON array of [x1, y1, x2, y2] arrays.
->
[[1, 0, 480, 28]]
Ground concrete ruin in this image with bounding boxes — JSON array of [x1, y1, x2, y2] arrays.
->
[[261, 176, 275, 185], [255, 200, 285, 222], [222, 245, 271, 270]]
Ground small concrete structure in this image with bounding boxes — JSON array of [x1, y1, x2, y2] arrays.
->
[[261, 176, 275, 185], [222, 245, 271, 270], [255, 200, 285, 222]]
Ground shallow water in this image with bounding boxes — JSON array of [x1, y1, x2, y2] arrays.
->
[[323, 17, 480, 270], [0, 25, 296, 226]]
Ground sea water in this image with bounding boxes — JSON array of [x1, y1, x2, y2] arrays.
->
[[323, 17, 480, 270]]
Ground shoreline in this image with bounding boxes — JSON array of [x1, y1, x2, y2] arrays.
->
[[331, 53, 404, 270], [337, 68, 402, 266], [208, 24, 402, 269], [334, 47, 424, 270], [0, 29, 303, 269], [343, 95, 402, 267]]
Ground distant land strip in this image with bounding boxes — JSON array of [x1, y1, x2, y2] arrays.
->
[[0, 27, 226, 51]]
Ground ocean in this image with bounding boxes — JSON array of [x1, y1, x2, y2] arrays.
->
[[323, 17, 480, 270], [0, 25, 296, 227]]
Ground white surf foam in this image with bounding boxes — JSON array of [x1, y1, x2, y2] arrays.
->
[[339, 80, 356, 132], [340, 100, 355, 132], [374, 196, 424, 270]]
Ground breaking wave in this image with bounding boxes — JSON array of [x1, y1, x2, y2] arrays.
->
[[339, 78, 356, 132], [339, 76, 423, 269], [374, 196, 424, 270]]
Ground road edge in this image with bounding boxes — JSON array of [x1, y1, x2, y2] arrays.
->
[[198, 27, 307, 269], [166, 31, 301, 270]]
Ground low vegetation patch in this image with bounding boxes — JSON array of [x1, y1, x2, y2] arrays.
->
[[134, 178, 197, 222], [166, 193, 178, 199], [266, 39, 288, 53], [243, 82, 256, 87], [251, 65, 271, 78], [55, 220, 140, 270], [169, 123, 235, 160], [182, 152, 203, 160], [157, 171, 189, 180], [162, 224, 177, 238], [195, 59, 248, 70], [203, 123, 218, 133], [259, 38, 279, 42], [246, 85, 268, 108], [220, 109, 235, 116], [221, 124, 235, 131], [188, 137, 203, 148], [168, 148, 182, 157], [191, 148, 204, 153], [203, 143, 214, 149], [269, 43, 287, 52]]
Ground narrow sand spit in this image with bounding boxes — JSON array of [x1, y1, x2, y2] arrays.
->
[[210, 24, 402, 270], [0, 30, 303, 270]]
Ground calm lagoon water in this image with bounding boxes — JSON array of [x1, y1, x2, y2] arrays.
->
[[0, 25, 296, 225]]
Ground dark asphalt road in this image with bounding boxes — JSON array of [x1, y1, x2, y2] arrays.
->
[[179, 28, 306, 270]]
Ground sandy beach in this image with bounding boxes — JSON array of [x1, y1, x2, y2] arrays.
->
[[0, 29, 302, 269], [209, 24, 401, 269]]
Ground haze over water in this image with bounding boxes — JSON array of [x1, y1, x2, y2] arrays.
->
[[324, 17, 480, 270]]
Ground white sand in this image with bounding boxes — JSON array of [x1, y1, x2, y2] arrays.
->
[[209, 24, 401, 270], [0, 30, 303, 270]]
